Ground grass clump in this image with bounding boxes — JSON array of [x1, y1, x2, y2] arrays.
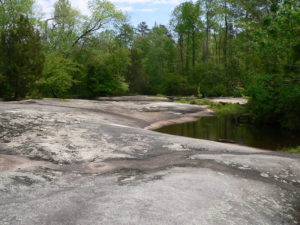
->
[[176, 99, 246, 116], [59, 98, 70, 102], [211, 104, 246, 116], [282, 146, 300, 154], [176, 99, 217, 106], [155, 94, 167, 98]]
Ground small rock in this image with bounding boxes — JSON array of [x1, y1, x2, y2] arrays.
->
[[260, 173, 269, 178]]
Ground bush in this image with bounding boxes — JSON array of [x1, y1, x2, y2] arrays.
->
[[282, 146, 300, 154], [86, 64, 128, 97], [36, 53, 81, 98], [247, 73, 300, 130], [193, 63, 229, 96], [163, 73, 190, 96]]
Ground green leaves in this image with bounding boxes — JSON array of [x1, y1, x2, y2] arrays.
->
[[247, 74, 300, 130], [88, 0, 124, 23], [0, 0, 34, 29], [0, 0, 298, 133], [73, 0, 124, 47], [37, 53, 81, 97], [86, 63, 129, 96], [0, 15, 44, 100]]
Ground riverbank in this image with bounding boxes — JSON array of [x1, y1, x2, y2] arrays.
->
[[175, 98, 247, 115], [0, 97, 299, 225]]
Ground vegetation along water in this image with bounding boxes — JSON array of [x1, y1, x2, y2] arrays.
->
[[0, 0, 299, 132]]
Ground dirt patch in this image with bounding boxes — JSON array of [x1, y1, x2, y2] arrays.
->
[[85, 152, 193, 174], [0, 154, 54, 172]]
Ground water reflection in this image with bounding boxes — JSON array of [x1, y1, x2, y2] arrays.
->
[[156, 116, 300, 151]]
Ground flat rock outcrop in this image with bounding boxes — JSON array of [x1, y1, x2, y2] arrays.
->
[[0, 98, 299, 225]]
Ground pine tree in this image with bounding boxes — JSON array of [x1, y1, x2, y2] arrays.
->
[[0, 15, 44, 100]]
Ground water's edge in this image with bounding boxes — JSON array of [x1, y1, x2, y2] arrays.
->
[[156, 116, 300, 151]]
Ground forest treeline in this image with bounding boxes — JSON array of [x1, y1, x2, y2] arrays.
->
[[0, 0, 299, 129]]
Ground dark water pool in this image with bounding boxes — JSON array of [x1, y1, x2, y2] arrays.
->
[[156, 116, 300, 151]]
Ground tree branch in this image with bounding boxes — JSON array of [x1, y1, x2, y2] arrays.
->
[[72, 21, 104, 47]]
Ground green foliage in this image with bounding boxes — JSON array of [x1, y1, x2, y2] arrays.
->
[[0, 73, 6, 97], [106, 47, 131, 76], [162, 73, 190, 96], [73, 0, 124, 47], [155, 94, 167, 97], [247, 74, 300, 130], [211, 104, 246, 116], [88, 0, 124, 23], [241, 1, 300, 130], [36, 53, 81, 98], [0, 0, 34, 29], [45, 0, 80, 53], [176, 98, 245, 116], [137, 22, 150, 36], [176, 99, 214, 105], [170, 1, 202, 74], [59, 99, 71, 102], [0, 0, 298, 132], [130, 24, 181, 95], [126, 48, 148, 94], [81, 40, 130, 97], [197, 85, 203, 98], [0, 15, 44, 100], [282, 146, 300, 154], [86, 64, 128, 96], [116, 23, 134, 47], [194, 62, 235, 96], [54, 0, 79, 27]]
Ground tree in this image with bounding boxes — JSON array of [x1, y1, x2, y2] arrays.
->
[[171, 2, 202, 73], [201, 0, 217, 62], [54, 0, 78, 28], [0, 15, 44, 100], [132, 24, 180, 95], [46, 0, 80, 53], [0, 0, 34, 30], [126, 48, 148, 93], [137, 22, 150, 37], [245, 0, 300, 130], [37, 53, 81, 98], [73, 0, 124, 47], [116, 23, 134, 47]]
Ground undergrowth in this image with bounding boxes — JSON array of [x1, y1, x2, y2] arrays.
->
[[176, 99, 246, 116], [282, 146, 300, 154]]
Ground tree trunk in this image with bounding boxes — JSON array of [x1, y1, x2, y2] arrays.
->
[[179, 34, 184, 74], [14, 74, 19, 100], [186, 31, 190, 74], [213, 33, 218, 63], [192, 30, 196, 67], [223, 0, 228, 69], [204, 0, 210, 62]]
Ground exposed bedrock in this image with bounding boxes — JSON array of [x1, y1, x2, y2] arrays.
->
[[0, 98, 299, 225]]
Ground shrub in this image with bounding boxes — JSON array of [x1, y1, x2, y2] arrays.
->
[[247, 73, 300, 130], [36, 53, 81, 98]]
